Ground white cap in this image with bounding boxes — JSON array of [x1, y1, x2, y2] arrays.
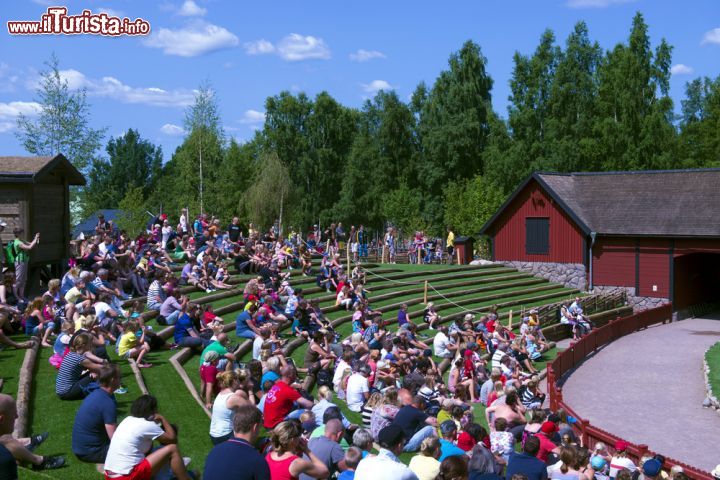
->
[[0, 219, 6, 227]]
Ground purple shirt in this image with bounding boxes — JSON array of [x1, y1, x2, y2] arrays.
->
[[397, 309, 409, 327], [160, 296, 182, 317]]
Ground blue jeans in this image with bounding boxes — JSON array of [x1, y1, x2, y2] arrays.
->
[[236, 328, 257, 340], [165, 310, 180, 325], [179, 336, 211, 350], [403, 425, 436, 452]]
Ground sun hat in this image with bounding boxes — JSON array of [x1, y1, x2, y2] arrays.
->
[[614, 440, 629, 452], [642, 459, 662, 477], [540, 421, 558, 435], [590, 456, 607, 470]]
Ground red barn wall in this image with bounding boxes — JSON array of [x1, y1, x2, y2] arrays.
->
[[492, 181, 584, 264], [592, 238, 635, 288], [637, 239, 670, 298]]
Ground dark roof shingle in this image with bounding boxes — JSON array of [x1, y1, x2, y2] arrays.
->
[[537, 170, 720, 237], [0, 154, 85, 185]]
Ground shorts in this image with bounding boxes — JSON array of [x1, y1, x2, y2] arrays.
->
[[350, 243, 358, 253], [105, 458, 151, 480]]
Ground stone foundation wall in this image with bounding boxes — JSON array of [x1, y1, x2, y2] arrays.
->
[[501, 261, 586, 290], [590, 285, 669, 312]]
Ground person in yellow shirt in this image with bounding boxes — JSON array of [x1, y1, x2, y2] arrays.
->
[[118, 320, 152, 368], [446, 227, 455, 265]]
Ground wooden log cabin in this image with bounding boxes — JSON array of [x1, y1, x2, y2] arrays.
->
[[0, 155, 85, 278]]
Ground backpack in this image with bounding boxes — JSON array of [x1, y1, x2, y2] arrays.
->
[[316, 369, 332, 388], [5, 240, 18, 264]]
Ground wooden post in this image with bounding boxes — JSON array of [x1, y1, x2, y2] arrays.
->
[[424, 280, 428, 304], [508, 310, 513, 329]]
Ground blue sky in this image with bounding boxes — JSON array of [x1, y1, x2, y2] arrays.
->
[[1, 0, 719, 162]]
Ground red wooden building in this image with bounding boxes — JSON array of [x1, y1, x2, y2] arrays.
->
[[479, 170, 720, 311]]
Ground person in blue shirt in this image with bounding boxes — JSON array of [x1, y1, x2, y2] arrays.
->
[[236, 309, 259, 339], [204, 405, 270, 480], [174, 304, 211, 351], [438, 420, 466, 461], [504, 436, 548, 480], [72, 364, 121, 464], [338, 447, 362, 480]]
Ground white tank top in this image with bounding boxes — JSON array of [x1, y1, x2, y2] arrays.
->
[[209, 392, 234, 438]]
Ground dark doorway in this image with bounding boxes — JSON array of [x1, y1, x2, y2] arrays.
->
[[673, 252, 720, 309]]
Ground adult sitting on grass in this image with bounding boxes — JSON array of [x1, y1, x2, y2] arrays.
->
[[0, 394, 65, 473], [0, 309, 35, 349], [103, 395, 196, 480], [56, 333, 107, 400], [174, 303, 211, 352], [72, 364, 121, 465], [392, 392, 438, 453], [203, 405, 270, 480], [409, 436, 441, 480], [209, 370, 255, 445], [263, 365, 314, 429], [265, 420, 329, 480], [355, 424, 418, 480]]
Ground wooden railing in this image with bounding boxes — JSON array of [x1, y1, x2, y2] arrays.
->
[[547, 304, 714, 480]]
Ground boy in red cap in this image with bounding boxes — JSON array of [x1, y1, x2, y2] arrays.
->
[[609, 440, 637, 478]]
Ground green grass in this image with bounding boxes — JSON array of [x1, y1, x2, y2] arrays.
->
[[1, 261, 587, 478], [706, 342, 720, 399]]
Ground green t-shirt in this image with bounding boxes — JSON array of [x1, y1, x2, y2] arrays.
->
[[200, 341, 228, 366], [13, 239, 29, 263]]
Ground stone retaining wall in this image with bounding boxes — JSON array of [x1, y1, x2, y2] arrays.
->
[[501, 261, 586, 290], [591, 285, 669, 312]]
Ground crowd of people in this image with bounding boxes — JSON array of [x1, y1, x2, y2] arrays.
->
[[0, 211, 715, 480]]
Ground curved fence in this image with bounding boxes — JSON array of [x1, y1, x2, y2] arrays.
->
[[547, 303, 714, 480]]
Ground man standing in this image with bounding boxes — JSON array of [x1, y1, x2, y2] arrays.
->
[[72, 364, 121, 464], [11, 227, 39, 302], [227, 217, 242, 244], [355, 425, 418, 480], [445, 227, 455, 265], [204, 405, 270, 480], [300, 419, 347, 480]]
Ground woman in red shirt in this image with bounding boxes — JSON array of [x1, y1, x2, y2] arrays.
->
[[266, 420, 329, 480]]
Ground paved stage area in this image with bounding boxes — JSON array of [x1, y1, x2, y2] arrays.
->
[[561, 316, 720, 471]]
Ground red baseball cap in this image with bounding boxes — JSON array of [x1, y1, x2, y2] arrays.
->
[[540, 421, 558, 435], [614, 440, 629, 452]]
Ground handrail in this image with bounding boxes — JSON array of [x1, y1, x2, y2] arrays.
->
[[547, 303, 714, 480]]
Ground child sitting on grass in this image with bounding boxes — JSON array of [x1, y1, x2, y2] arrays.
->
[[338, 447, 362, 480], [489, 417, 515, 464], [118, 319, 152, 368]]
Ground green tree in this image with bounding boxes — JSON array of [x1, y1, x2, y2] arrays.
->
[[82, 129, 162, 215], [594, 12, 676, 171], [116, 187, 148, 237], [243, 151, 292, 232], [443, 175, 505, 236], [16, 54, 106, 173], [184, 83, 224, 214], [678, 75, 720, 167], [382, 184, 427, 235], [417, 41, 494, 226], [213, 137, 259, 218]]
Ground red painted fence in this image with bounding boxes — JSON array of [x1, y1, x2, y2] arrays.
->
[[547, 304, 714, 480]]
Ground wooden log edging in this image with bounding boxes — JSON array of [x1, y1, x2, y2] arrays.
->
[[14, 341, 39, 438], [128, 359, 150, 395], [169, 348, 211, 418]]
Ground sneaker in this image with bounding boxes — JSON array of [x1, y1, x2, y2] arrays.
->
[[183, 457, 192, 467], [115, 386, 128, 395], [206, 288, 212, 293], [27, 431, 49, 452], [33, 455, 66, 471], [138, 363, 153, 368]]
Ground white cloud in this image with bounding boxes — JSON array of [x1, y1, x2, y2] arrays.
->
[[0, 101, 42, 132], [349, 49, 386, 62], [160, 123, 186, 136], [566, 0, 635, 7], [245, 34, 330, 61], [244, 39, 276, 55], [240, 109, 266, 124], [178, 0, 206, 17], [277, 34, 330, 61], [670, 64, 694, 75], [144, 21, 239, 57], [361, 80, 394, 94], [701, 28, 720, 46], [26, 68, 195, 107], [97, 7, 124, 18]]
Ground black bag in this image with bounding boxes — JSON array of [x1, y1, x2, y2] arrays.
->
[[316, 369, 333, 388]]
